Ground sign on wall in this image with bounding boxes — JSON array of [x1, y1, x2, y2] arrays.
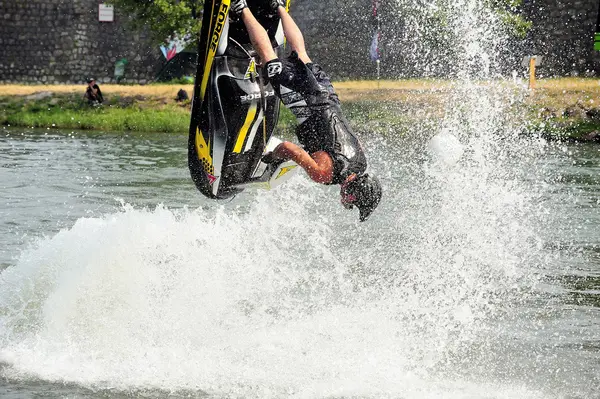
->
[[99, 4, 114, 22]]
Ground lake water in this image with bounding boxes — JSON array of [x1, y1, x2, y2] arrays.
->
[[0, 126, 599, 398]]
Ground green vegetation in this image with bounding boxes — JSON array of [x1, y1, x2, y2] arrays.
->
[[0, 93, 190, 133], [519, 78, 600, 142], [3, 107, 188, 133], [106, 0, 202, 45], [1, 79, 599, 143], [489, 0, 532, 38], [527, 118, 600, 143], [0, 91, 298, 134]]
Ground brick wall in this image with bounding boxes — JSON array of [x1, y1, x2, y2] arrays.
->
[[0, 0, 162, 84], [522, 0, 600, 76], [1, 0, 598, 83], [290, 0, 375, 80], [292, 0, 600, 78]]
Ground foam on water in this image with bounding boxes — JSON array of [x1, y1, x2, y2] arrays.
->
[[0, 0, 577, 397], [0, 150, 551, 399]]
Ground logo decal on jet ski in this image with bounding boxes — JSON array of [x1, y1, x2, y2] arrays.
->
[[206, 173, 217, 185], [240, 91, 275, 102], [209, 4, 229, 52], [233, 103, 258, 153], [277, 165, 298, 180], [244, 59, 258, 79], [201, 1, 230, 100], [195, 127, 214, 174]]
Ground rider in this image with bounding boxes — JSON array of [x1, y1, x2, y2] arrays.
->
[[231, 0, 382, 222]]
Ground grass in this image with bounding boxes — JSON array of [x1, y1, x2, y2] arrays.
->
[[0, 90, 192, 133], [518, 78, 600, 141], [3, 107, 189, 132], [527, 78, 600, 112], [1, 78, 599, 139]]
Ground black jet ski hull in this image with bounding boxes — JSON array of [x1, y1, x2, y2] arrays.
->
[[188, 0, 292, 199]]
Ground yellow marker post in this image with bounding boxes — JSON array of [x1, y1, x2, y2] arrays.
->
[[529, 57, 536, 90], [522, 55, 543, 91]]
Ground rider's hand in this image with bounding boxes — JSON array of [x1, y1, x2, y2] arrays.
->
[[269, 0, 286, 12], [230, 0, 248, 18]]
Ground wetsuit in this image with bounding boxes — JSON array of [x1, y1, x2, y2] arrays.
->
[[266, 53, 367, 184]]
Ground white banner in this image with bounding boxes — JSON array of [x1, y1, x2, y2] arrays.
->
[[99, 4, 114, 22]]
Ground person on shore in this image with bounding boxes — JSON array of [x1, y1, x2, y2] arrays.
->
[[84, 78, 104, 106], [231, 0, 382, 221]]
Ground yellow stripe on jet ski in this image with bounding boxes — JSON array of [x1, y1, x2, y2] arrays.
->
[[233, 103, 258, 153], [277, 165, 298, 180], [200, 0, 231, 101], [201, 0, 217, 97], [196, 128, 214, 174]]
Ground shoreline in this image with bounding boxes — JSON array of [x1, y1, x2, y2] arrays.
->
[[1, 79, 599, 141]]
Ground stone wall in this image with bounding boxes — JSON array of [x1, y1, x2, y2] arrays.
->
[[0, 0, 375, 84], [292, 0, 600, 78], [522, 0, 600, 76], [290, 0, 375, 80], [0, 0, 162, 84], [1, 0, 598, 83]]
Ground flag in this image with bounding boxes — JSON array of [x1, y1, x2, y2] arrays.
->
[[370, 32, 380, 62], [160, 36, 188, 61], [370, 0, 381, 62]]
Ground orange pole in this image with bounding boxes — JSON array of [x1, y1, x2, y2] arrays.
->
[[529, 57, 536, 90]]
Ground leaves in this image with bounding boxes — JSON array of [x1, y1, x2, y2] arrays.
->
[[487, 0, 531, 39], [106, 0, 204, 45]]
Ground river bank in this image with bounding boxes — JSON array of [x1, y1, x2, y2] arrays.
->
[[1, 79, 599, 141]]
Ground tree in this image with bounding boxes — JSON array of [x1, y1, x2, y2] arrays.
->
[[108, 0, 528, 46], [107, 0, 531, 78], [107, 0, 204, 44], [489, 0, 532, 38]]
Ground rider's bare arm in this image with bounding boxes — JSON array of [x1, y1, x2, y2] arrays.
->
[[272, 141, 333, 184], [240, 8, 277, 63], [276, 7, 311, 64]]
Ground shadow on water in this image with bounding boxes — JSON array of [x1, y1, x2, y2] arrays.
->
[[553, 274, 600, 308], [1, 362, 211, 399]]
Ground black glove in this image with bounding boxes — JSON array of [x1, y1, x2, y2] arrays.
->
[[230, 0, 248, 18], [269, 0, 286, 12], [264, 53, 321, 97]]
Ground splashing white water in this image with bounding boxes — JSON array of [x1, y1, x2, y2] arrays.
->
[[0, 0, 568, 397], [426, 128, 465, 166], [0, 165, 549, 398], [385, 0, 512, 78]]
